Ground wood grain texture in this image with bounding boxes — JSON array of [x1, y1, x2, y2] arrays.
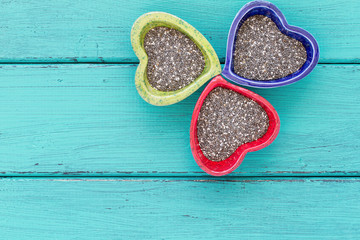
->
[[1, 177, 359, 239], [0, 0, 359, 63], [2, 1, 359, 238], [0, 64, 359, 176]]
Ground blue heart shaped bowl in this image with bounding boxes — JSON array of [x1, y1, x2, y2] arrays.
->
[[222, 0, 319, 88]]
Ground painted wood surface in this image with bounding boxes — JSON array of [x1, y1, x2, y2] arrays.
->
[[1, 177, 360, 239], [0, 64, 358, 176], [0, 0, 359, 63], [2, 1, 360, 238]]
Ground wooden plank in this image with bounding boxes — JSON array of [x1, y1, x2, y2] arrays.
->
[[0, 0, 359, 63], [1, 177, 359, 239], [0, 64, 359, 176]]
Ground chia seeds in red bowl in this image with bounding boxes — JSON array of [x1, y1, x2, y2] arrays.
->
[[190, 75, 280, 176]]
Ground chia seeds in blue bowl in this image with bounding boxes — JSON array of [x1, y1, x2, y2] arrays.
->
[[222, 0, 319, 88]]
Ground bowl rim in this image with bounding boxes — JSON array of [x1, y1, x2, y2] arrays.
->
[[222, 0, 320, 88], [190, 75, 280, 176], [131, 12, 221, 106]]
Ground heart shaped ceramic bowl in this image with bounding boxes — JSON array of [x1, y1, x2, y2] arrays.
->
[[131, 12, 221, 106], [222, 0, 319, 88], [190, 75, 280, 176]]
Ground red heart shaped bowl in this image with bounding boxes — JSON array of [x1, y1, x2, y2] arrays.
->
[[190, 75, 280, 176]]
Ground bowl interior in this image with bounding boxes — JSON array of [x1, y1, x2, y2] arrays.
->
[[139, 21, 216, 98], [190, 76, 280, 176], [230, 7, 314, 83]]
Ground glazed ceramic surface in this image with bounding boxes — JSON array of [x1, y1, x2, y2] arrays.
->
[[222, 0, 319, 88], [190, 75, 280, 176], [131, 12, 221, 106]]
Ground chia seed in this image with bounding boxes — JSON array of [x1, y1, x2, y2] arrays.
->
[[233, 15, 307, 81], [197, 87, 269, 161], [144, 27, 205, 91]]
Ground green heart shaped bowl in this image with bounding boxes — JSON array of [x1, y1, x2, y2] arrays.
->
[[131, 12, 221, 106]]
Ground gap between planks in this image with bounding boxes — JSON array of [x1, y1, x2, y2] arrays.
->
[[0, 61, 358, 65], [1, 176, 360, 181], [1, 173, 360, 178]]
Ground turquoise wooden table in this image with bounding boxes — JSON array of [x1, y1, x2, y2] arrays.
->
[[1, 0, 360, 239]]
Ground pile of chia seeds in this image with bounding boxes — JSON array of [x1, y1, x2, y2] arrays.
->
[[233, 15, 307, 81], [197, 87, 269, 161], [144, 27, 205, 91]]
